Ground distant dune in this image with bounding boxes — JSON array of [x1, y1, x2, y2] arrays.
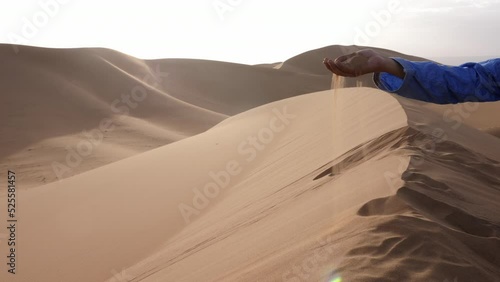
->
[[1, 45, 500, 281], [0, 45, 333, 188]]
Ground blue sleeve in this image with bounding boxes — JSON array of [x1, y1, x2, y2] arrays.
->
[[373, 58, 500, 104]]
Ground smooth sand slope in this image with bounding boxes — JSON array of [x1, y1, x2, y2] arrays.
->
[[1, 45, 500, 281], [2, 87, 500, 281]]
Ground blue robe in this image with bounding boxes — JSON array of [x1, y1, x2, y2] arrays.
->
[[374, 58, 500, 104]]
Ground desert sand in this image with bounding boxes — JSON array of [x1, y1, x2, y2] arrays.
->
[[1, 44, 499, 282]]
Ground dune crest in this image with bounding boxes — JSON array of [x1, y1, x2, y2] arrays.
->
[[1, 45, 500, 281], [116, 89, 500, 282]]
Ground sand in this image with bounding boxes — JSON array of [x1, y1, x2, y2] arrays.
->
[[1, 44, 499, 282]]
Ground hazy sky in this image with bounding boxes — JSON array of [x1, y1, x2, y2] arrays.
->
[[1, 0, 500, 64]]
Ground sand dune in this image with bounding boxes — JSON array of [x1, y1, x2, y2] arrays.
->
[[1, 45, 500, 281], [0, 45, 332, 188], [105, 89, 500, 282]]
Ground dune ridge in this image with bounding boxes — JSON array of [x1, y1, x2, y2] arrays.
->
[[105, 89, 500, 282], [1, 45, 500, 281], [1, 44, 460, 189]]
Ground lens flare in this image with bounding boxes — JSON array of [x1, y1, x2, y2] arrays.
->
[[330, 277, 342, 282]]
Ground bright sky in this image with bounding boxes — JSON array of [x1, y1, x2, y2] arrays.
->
[[1, 0, 500, 64]]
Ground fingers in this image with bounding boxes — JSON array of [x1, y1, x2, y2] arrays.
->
[[334, 54, 352, 64], [328, 59, 356, 77], [334, 53, 359, 75], [334, 60, 357, 77], [323, 58, 334, 73], [323, 58, 354, 77]]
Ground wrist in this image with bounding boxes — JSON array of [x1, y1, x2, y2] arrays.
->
[[382, 58, 405, 79]]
